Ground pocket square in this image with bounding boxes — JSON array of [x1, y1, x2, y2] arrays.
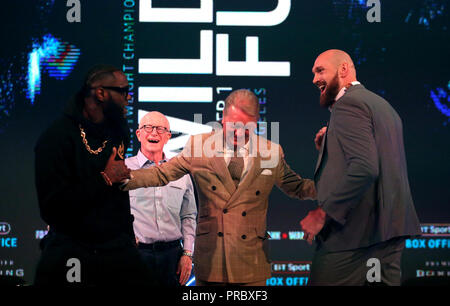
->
[[261, 169, 272, 176]]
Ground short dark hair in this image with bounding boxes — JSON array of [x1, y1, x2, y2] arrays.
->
[[81, 64, 121, 97], [223, 89, 260, 119]]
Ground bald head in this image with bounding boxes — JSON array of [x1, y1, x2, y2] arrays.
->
[[312, 49, 358, 108], [313, 49, 357, 81], [139, 111, 170, 130], [318, 49, 354, 69]]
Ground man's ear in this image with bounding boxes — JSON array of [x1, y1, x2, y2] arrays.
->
[[94, 87, 107, 102], [339, 62, 349, 78], [136, 128, 141, 142]]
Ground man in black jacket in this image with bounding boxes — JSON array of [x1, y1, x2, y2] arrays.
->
[[300, 50, 421, 285], [34, 64, 154, 286]]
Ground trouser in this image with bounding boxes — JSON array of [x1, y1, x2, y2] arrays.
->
[[34, 232, 155, 286], [309, 237, 406, 286], [138, 240, 183, 286]]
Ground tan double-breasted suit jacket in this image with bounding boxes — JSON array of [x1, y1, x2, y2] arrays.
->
[[125, 130, 316, 283]]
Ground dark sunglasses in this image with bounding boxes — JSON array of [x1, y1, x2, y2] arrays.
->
[[92, 85, 130, 97]]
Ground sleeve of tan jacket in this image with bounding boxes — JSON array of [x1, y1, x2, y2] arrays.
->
[[275, 145, 317, 200], [123, 138, 193, 191]]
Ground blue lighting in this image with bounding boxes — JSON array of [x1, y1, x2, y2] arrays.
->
[[430, 85, 450, 126], [405, 0, 447, 30], [27, 45, 43, 104], [186, 276, 196, 286], [26, 34, 80, 104]]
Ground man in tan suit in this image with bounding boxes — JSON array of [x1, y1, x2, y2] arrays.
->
[[122, 89, 316, 285]]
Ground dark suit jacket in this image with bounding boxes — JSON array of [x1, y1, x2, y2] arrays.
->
[[314, 84, 421, 252]]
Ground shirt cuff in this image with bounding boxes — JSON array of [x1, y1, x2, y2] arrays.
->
[[183, 236, 195, 253]]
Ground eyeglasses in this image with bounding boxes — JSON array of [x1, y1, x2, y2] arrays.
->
[[140, 124, 169, 134], [91, 86, 130, 97]]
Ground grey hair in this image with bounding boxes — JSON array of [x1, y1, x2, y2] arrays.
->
[[223, 89, 260, 118]]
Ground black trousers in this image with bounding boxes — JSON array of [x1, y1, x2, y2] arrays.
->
[[138, 241, 183, 287], [34, 232, 155, 286], [309, 237, 406, 286]]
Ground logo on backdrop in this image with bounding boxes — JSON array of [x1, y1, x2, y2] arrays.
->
[[0, 222, 11, 235], [0, 222, 18, 248], [0, 260, 24, 277]]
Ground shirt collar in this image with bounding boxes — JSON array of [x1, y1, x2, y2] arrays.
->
[[222, 133, 253, 156], [137, 150, 167, 168], [211, 129, 255, 156], [330, 81, 361, 112]]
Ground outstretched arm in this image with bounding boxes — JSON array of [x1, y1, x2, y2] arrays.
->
[[123, 153, 191, 191], [275, 146, 317, 200], [123, 136, 194, 191]]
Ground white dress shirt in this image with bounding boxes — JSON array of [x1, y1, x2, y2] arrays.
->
[[125, 150, 197, 252], [335, 81, 361, 102]]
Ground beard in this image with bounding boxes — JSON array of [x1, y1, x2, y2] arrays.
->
[[103, 98, 129, 143], [319, 72, 340, 108], [104, 98, 125, 123]]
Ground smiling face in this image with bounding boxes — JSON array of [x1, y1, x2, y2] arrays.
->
[[312, 55, 343, 108], [312, 50, 357, 108], [136, 112, 171, 158]]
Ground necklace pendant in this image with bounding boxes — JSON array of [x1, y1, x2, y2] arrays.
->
[[118, 142, 125, 160]]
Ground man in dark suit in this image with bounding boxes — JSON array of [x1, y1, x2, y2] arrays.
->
[[300, 49, 421, 285]]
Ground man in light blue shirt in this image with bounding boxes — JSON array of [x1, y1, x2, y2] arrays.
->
[[125, 111, 197, 286]]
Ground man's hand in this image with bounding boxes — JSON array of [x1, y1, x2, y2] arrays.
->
[[103, 147, 131, 184], [314, 126, 327, 151], [300, 207, 327, 245], [177, 254, 193, 285]]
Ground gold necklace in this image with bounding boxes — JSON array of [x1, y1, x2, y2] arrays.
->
[[79, 124, 107, 155]]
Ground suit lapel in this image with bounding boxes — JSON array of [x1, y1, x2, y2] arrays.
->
[[207, 130, 237, 196], [314, 122, 328, 177], [314, 85, 363, 178], [210, 156, 236, 196], [226, 154, 262, 207]]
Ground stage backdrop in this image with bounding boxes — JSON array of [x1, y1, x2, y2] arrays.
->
[[0, 0, 449, 285]]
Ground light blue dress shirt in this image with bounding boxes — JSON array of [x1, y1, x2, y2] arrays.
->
[[125, 150, 197, 252]]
